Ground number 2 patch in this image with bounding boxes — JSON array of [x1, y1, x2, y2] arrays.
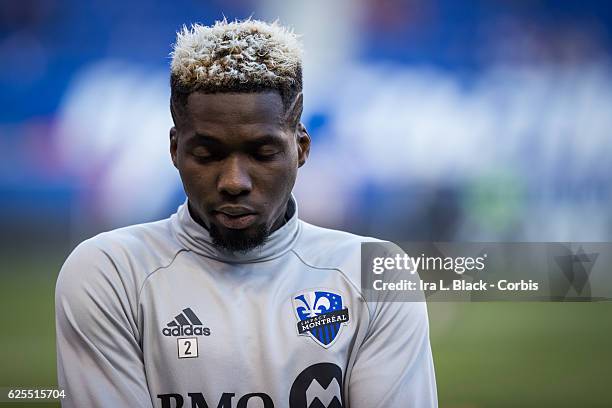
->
[[177, 337, 198, 359]]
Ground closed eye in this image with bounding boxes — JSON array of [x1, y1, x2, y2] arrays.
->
[[192, 146, 213, 159], [253, 144, 283, 161]]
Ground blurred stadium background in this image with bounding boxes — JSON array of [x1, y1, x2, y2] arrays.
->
[[1, 0, 612, 406]]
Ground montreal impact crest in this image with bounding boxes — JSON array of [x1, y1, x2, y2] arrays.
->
[[293, 290, 349, 348]]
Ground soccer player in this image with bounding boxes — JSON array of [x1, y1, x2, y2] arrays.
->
[[55, 19, 437, 408]]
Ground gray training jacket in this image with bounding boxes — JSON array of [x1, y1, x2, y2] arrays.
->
[[55, 196, 437, 408]]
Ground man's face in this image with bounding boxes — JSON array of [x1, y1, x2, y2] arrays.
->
[[170, 91, 310, 252]]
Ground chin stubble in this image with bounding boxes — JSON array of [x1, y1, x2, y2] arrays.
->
[[208, 223, 270, 253]]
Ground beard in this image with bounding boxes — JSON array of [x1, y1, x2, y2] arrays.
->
[[208, 222, 270, 253]]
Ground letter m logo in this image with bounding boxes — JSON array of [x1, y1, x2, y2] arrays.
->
[[290, 363, 344, 408], [305, 378, 342, 408]]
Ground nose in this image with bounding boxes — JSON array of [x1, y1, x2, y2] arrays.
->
[[217, 154, 252, 196]]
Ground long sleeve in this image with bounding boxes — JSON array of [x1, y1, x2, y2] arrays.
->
[[55, 240, 153, 408], [348, 282, 438, 407]]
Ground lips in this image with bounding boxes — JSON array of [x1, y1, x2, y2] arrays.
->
[[213, 205, 258, 230]]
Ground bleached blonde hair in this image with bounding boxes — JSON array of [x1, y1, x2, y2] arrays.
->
[[170, 18, 303, 119]]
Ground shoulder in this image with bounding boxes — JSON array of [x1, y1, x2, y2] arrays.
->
[[292, 220, 386, 285], [56, 217, 183, 306], [86, 217, 181, 268], [67, 217, 181, 272], [295, 220, 383, 257]]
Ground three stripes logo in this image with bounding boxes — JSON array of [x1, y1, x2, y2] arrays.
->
[[162, 308, 211, 337]]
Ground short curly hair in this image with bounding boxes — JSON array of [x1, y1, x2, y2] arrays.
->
[[170, 18, 303, 125]]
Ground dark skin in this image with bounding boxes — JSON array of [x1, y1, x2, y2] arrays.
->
[[170, 91, 310, 251]]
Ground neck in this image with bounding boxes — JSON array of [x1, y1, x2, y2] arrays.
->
[[269, 200, 291, 233], [172, 195, 300, 263]]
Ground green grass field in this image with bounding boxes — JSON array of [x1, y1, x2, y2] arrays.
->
[[1, 253, 611, 407], [429, 302, 612, 407]]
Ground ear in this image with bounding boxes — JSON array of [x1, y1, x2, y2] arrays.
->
[[284, 92, 303, 131], [283, 93, 310, 167], [296, 123, 311, 168], [170, 126, 178, 168]]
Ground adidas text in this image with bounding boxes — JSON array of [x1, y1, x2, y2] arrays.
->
[[162, 326, 211, 337]]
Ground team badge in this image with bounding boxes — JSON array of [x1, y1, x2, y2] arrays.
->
[[293, 290, 349, 348]]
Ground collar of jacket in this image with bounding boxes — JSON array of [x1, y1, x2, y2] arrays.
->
[[172, 195, 300, 263]]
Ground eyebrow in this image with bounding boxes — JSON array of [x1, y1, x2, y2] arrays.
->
[[192, 133, 222, 145], [192, 132, 285, 147]]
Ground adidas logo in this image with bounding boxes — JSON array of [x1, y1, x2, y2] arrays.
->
[[162, 308, 211, 337]]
